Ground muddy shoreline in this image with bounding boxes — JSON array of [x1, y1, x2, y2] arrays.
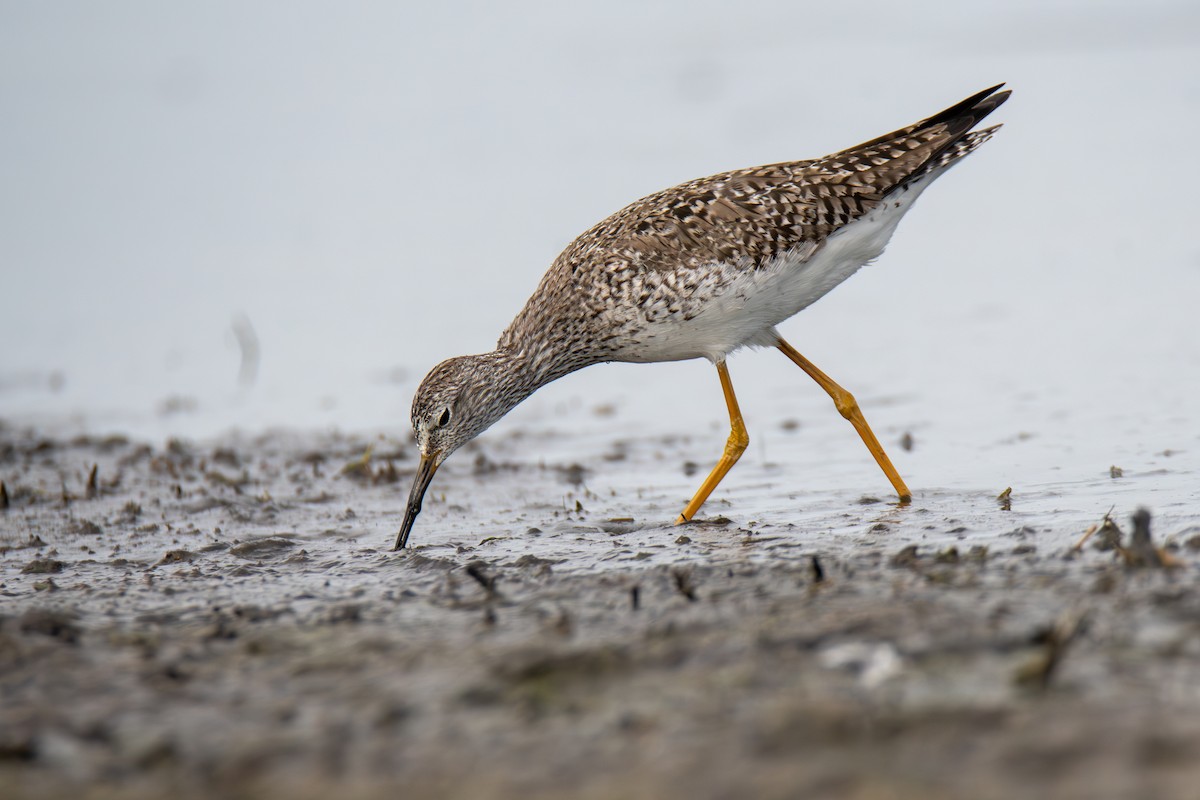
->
[[2, 425, 1199, 799]]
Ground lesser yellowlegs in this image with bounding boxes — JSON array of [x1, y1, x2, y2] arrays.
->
[[395, 84, 1009, 549]]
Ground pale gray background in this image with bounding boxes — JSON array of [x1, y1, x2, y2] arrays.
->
[[2, 1, 1198, 496]]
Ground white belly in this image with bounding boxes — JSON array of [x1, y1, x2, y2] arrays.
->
[[619, 178, 933, 363]]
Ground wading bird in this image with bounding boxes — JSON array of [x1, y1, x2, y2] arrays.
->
[[395, 85, 1009, 549]]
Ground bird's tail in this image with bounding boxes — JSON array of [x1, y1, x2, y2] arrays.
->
[[832, 84, 1011, 189], [845, 84, 1010, 154]]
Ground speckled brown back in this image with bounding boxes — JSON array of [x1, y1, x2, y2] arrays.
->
[[497, 85, 1008, 373], [555, 84, 1009, 274]]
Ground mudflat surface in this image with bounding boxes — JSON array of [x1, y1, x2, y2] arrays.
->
[[3, 424, 1199, 800]]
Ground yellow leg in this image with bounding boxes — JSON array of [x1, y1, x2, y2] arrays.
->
[[676, 361, 749, 524], [776, 337, 912, 503]]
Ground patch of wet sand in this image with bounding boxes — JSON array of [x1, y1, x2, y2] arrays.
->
[[2, 425, 1200, 799]]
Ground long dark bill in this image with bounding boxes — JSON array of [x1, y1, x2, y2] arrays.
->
[[394, 454, 439, 550]]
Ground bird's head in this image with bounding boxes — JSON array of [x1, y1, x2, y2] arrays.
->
[[394, 351, 531, 550]]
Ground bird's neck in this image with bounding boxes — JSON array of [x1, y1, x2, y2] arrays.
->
[[482, 342, 579, 413], [466, 348, 550, 426]]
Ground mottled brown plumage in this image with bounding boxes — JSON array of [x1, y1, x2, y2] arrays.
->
[[498, 85, 1007, 374], [396, 85, 1009, 549], [549, 87, 1003, 273]]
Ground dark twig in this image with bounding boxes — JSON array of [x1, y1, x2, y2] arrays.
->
[[671, 567, 697, 602], [810, 555, 825, 584], [1014, 609, 1088, 689], [465, 561, 499, 597]]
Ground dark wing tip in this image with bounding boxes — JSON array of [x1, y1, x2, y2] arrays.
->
[[839, 84, 1011, 157], [924, 84, 1011, 138]]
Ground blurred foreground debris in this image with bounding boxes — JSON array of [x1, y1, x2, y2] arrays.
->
[[1073, 507, 1180, 568], [671, 566, 698, 602], [1074, 508, 1121, 553], [1124, 507, 1179, 569], [1014, 608, 1088, 689], [85, 464, 98, 499], [466, 561, 500, 598], [810, 555, 825, 584]]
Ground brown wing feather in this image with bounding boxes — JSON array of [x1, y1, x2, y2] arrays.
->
[[556, 85, 1009, 274]]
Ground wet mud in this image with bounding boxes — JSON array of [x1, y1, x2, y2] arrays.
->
[[2, 425, 1200, 799]]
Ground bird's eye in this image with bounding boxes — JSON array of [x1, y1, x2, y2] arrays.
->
[[437, 408, 451, 427]]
